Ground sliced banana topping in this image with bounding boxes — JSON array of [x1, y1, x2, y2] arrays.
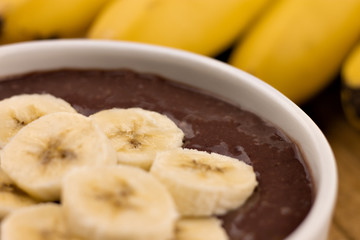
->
[[90, 108, 184, 170], [0, 93, 259, 239], [0, 112, 117, 201], [0, 168, 38, 219], [175, 218, 229, 240], [62, 166, 178, 240], [0, 94, 77, 149], [1, 203, 82, 240], [150, 148, 258, 216]]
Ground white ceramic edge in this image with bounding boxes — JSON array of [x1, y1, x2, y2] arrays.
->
[[0, 40, 338, 240]]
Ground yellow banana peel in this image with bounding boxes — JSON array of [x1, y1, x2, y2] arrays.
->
[[341, 44, 360, 130], [0, 0, 29, 15], [0, 0, 111, 44], [343, 44, 360, 88], [230, 0, 360, 105], [88, 0, 273, 56]]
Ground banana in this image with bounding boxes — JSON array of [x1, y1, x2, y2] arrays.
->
[[0, 0, 111, 44], [0, 0, 28, 16], [150, 148, 258, 217], [90, 108, 184, 170], [0, 168, 38, 219], [229, 0, 360, 105], [1, 112, 117, 201], [341, 43, 360, 130], [62, 165, 178, 240], [88, 0, 273, 56], [175, 217, 228, 240], [343, 43, 360, 89], [1, 203, 82, 240], [0, 94, 76, 149]]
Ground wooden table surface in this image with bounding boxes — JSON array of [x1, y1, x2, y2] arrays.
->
[[301, 78, 360, 240]]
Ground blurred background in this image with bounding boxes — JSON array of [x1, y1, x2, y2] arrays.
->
[[1, 0, 360, 239]]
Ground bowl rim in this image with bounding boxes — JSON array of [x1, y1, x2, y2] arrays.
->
[[0, 39, 338, 240]]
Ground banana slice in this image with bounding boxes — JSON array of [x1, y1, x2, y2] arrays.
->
[[62, 165, 178, 240], [90, 108, 184, 170], [175, 218, 228, 240], [0, 112, 117, 201], [0, 94, 76, 149], [150, 148, 258, 216], [0, 168, 38, 219], [1, 203, 82, 240]]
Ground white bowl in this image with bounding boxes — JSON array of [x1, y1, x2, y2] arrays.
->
[[0, 39, 337, 240]]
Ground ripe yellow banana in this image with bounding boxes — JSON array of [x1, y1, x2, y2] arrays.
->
[[88, 0, 273, 56], [0, 0, 28, 16], [341, 43, 360, 130], [342, 44, 360, 89], [0, 0, 111, 44], [229, 0, 360, 105]]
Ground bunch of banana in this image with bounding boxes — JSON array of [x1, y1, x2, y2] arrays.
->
[[229, 0, 360, 105], [0, 0, 111, 44], [0, 93, 257, 240], [3, 0, 360, 107], [341, 43, 360, 130]]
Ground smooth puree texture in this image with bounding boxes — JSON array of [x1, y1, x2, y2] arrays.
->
[[0, 69, 313, 240]]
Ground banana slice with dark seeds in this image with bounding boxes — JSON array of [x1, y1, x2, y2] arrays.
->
[[1, 112, 117, 201], [0, 94, 76, 149], [90, 108, 184, 170], [150, 148, 258, 216], [175, 218, 228, 240], [62, 165, 178, 240], [1, 203, 82, 240], [0, 168, 38, 219]]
